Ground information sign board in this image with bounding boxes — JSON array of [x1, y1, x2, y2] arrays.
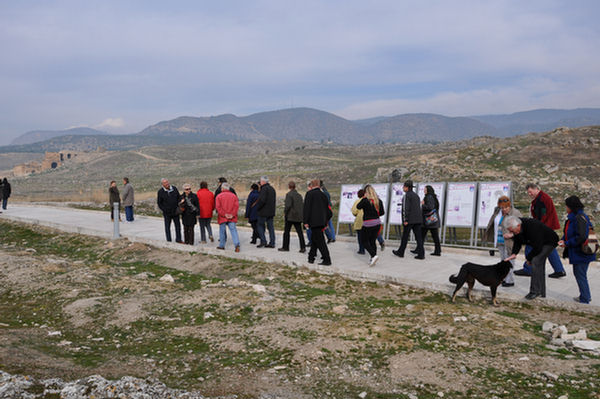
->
[[445, 182, 477, 227], [338, 184, 363, 223], [476, 182, 512, 228]]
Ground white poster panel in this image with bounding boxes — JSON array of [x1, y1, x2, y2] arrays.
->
[[388, 183, 417, 225], [371, 183, 389, 224], [445, 182, 477, 227], [476, 182, 511, 228], [417, 182, 446, 221], [338, 184, 363, 223]]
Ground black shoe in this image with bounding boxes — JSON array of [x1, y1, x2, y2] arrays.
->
[[502, 282, 514, 287], [318, 261, 332, 266], [514, 269, 531, 276], [327, 238, 336, 243], [392, 249, 404, 258], [299, 248, 306, 253], [525, 292, 540, 300], [410, 249, 418, 254], [216, 246, 225, 250], [278, 248, 289, 252], [266, 244, 275, 248], [256, 243, 266, 248], [430, 252, 441, 256], [548, 271, 566, 278], [176, 240, 184, 244], [414, 256, 425, 260], [250, 240, 257, 244], [357, 251, 366, 255], [308, 259, 315, 264]]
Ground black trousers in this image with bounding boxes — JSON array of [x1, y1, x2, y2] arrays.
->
[[183, 224, 195, 245], [361, 225, 380, 257], [422, 227, 441, 254], [163, 213, 182, 242], [282, 220, 306, 250], [250, 220, 259, 243], [308, 226, 330, 263], [397, 223, 424, 257]]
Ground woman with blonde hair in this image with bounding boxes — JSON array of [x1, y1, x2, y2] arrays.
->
[[357, 184, 385, 266], [484, 195, 522, 286]]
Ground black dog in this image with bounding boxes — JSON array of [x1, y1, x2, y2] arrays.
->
[[449, 260, 512, 306]]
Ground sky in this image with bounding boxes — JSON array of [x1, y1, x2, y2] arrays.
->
[[1, 0, 599, 144]]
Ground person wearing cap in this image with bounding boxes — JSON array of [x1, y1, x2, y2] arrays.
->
[[484, 196, 522, 287], [392, 180, 425, 259], [514, 183, 566, 278], [180, 183, 199, 245], [558, 196, 595, 304]]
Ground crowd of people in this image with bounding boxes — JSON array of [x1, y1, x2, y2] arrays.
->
[[108, 177, 596, 305]]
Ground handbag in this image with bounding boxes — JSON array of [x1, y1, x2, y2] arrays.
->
[[582, 225, 598, 255], [424, 209, 439, 227]]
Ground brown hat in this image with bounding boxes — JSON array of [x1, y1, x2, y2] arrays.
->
[[497, 196, 511, 207]]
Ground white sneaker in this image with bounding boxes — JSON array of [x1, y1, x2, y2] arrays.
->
[[369, 255, 379, 267]]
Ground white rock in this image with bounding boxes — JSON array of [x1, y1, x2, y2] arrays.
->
[[453, 316, 467, 322], [518, 356, 530, 361], [358, 392, 367, 399], [437, 392, 444, 398], [552, 325, 568, 338], [542, 321, 557, 332], [572, 340, 600, 352], [251, 284, 266, 293], [550, 338, 565, 346], [562, 329, 587, 341], [558, 395, 568, 399], [159, 274, 175, 283], [405, 304, 415, 310], [273, 365, 287, 370], [203, 312, 213, 320], [47, 331, 62, 336]]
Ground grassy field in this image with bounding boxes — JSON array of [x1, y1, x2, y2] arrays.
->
[[1, 220, 599, 398]]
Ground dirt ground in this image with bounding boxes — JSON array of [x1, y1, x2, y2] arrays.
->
[[1, 220, 599, 398]]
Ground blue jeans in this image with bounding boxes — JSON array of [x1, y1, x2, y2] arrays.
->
[[573, 263, 591, 303], [219, 222, 240, 248], [198, 218, 213, 242], [2, 198, 7, 210], [257, 216, 275, 246], [325, 219, 336, 240], [124, 206, 134, 221], [522, 245, 565, 274]]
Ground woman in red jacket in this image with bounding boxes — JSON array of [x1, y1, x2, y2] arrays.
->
[[196, 181, 215, 243]]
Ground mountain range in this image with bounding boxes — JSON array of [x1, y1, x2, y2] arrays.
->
[[4, 107, 600, 152]]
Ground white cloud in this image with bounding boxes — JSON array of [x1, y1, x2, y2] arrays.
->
[[94, 117, 125, 130]]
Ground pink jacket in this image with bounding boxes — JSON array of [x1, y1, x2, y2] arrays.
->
[[215, 191, 239, 224]]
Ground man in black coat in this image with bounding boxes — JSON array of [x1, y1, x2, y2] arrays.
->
[[392, 180, 425, 259], [279, 181, 306, 253], [256, 176, 277, 248], [157, 178, 182, 243], [303, 179, 332, 265], [504, 217, 559, 300], [2, 178, 11, 210]]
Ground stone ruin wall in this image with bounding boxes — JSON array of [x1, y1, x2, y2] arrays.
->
[[13, 151, 78, 176]]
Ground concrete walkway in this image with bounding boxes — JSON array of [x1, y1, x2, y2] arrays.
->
[[2, 204, 598, 312]]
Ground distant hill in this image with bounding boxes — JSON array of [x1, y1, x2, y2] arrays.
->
[[368, 113, 497, 142], [471, 108, 600, 136], [11, 127, 108, 145], [3, 107, 600, 154]]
